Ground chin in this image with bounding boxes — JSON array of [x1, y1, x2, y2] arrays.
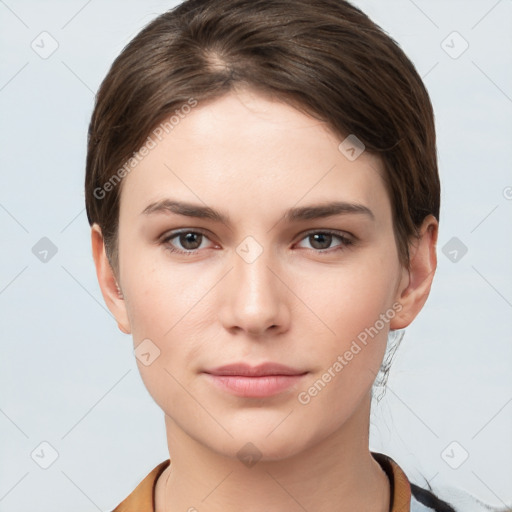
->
[[203, 424, 317, 464]]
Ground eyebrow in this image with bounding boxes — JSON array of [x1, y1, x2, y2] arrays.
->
[[141, 198, 375, 224]]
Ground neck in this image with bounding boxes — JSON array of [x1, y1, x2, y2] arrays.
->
[[156, 393, 390, 512]]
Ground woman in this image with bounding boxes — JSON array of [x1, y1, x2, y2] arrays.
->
[[84, 1, 503, 511]]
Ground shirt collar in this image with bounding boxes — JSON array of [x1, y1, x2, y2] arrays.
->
[[372, 451, 413, 512], [112, 451, 412, 512]]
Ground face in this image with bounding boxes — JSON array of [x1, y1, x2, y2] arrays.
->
[[112, 87, 408, 460]]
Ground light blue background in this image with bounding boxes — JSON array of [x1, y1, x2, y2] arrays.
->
[[0, 1, 511, 510]]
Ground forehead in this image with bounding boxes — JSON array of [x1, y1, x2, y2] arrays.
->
[[119, 88, 389, 224]]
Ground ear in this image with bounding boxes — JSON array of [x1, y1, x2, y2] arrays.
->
[[91, 223, 131, 334], [390, 215, 438, 330]]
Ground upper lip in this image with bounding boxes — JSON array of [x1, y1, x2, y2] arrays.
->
[[203, 362, 307, 377]]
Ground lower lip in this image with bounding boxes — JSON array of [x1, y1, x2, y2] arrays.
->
[[203, 373, 307, 398]]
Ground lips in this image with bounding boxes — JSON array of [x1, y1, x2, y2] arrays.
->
[[204, 362, 307, 377], [202, 363, 308, 398]]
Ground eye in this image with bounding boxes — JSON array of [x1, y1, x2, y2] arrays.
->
[[161, 230, 213, 255], [160, 228, 355, 256], [295, 230, 354, 253]]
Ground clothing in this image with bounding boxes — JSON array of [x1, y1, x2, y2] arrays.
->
[[110, 451, 491, 512]]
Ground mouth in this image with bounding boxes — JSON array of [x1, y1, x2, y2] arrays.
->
[[202, 362, 308, 398]]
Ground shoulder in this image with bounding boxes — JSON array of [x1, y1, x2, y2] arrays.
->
[[410, 482, 508, 512], [371, 451, 507, 512], [111, 459, 170, 512]]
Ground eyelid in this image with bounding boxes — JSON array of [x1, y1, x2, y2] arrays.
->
[[295, 228, 354, 243], [160, 228, 215, 246], [160, 227, 211, 240]]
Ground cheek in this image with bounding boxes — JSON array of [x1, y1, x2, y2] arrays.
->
[[121, 263, 203, 414], [121, 252, 214, 367], [294, 269, 395, 426], [298, 252, 399, 344], [120, 245, 185, 335], [312, 281, 391, 383], [295, 249, 400, 406]]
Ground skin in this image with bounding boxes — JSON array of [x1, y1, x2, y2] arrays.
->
[[92, 86, 438, 512]]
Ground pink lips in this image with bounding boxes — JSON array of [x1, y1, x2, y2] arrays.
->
[[203, 363, 308, 398]]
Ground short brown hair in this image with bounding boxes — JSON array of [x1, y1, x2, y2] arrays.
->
[[85, 0, 439, 275]]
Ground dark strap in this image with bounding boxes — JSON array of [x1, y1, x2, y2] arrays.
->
[[410, 483, 456, 512]]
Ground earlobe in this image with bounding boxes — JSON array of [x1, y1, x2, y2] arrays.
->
[[389, 215, 438, 330], [91, 224, 131, 334]]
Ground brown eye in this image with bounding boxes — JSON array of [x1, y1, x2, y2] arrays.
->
[[309, 233, 333, 250], [161, 230, 212, 255], [177, 232, 203, 250], [296, 230, 354, 253]]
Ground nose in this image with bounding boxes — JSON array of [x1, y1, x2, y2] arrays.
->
[[218, 240, 291, 337]]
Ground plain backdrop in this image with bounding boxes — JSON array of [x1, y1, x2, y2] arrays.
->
[[0, 1, 511, 511]]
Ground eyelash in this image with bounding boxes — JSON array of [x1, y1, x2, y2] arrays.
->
[[160, 229, 355, 256]]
